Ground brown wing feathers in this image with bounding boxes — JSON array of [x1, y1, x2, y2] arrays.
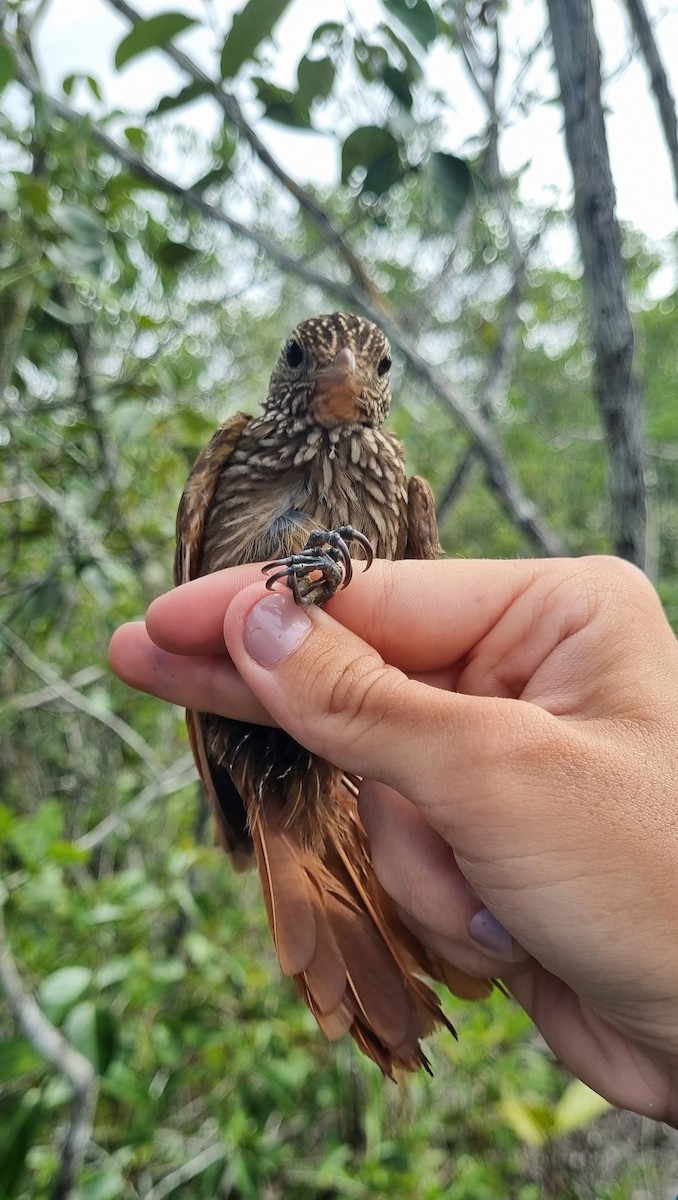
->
[[250, 802, 438, 1074]]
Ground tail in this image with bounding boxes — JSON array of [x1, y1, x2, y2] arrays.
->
[[249, 793, 491, 1076]]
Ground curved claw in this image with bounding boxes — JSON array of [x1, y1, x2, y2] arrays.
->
[[333, 536, 353, 588], [262, 556, 293, 576], [261, 527, 374, 603], [326, 526, 374, 588], [263, 565, 296, 590], [350, 529, 374, 570]]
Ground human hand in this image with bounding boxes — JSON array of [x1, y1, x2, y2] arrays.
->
[[110, 555, 678, 1123]]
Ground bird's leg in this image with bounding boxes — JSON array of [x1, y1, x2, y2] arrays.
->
[[262, 526, 374, 607]]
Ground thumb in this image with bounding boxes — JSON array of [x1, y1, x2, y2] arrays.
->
[[222, 583, 554, 834]]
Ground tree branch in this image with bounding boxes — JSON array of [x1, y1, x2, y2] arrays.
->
[[7, 55, 564, 555], [2, 624, 164, 777], [145, 1140, 226, 1200], [436, 10, 545, 528], [546, 0, 647, 567], [622, 0, 678, 204], [436, 445, 478, 525], [15, 665, 104, 710], [76, 754, 197, 851], [0, 896, 98, 1200], [103, 0, 384, 306]]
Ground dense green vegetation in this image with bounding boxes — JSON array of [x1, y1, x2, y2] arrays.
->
[[1, 0, 678, 1195]]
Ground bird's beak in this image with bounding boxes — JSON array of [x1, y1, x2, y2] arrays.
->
[[311, 347, 366, 427]]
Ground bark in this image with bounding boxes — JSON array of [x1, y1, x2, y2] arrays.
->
[[623, 0, 678, 204], [546, 0, 647, 567]]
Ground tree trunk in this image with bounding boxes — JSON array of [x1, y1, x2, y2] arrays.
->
[[546, 0, 647, 568]]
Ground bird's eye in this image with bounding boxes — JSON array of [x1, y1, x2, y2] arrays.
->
[[377, 353, 392, 377], [285, 339, 304, 368]]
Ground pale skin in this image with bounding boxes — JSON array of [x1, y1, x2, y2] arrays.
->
[[109, 555, 678, 1124]]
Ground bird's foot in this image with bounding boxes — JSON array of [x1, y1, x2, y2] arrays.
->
[[262, 526, 374, 607]]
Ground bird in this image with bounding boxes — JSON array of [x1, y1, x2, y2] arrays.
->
[[175, 312, 491, 1075]]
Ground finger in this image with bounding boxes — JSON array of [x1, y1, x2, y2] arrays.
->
[[109, 622, 275, 725], [221, 584, 560, 833], [359, 782, 529, 970], [146, 556, 552, 672], [145, 557, 669, 712], [146, 565, 265, 655], [506, 967, 678, 1124], [359, 782, 478, 933]]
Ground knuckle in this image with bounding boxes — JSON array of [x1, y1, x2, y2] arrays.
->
[[314, 649, 409, 767], [324, 652, 392, 726], [579, 554, 655, 604]]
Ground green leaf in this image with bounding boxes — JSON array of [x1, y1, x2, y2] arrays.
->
[[53, 203, 107, 247], [15, 175, 51, 217], [192, 126, 238, 189], [353, 39, 388, 84], [62, 72, 102, 101], [48, 839, 91, 865], [114, 12, 197, 70], [220, 0, 293, 79], [190, 165, 229, 192], [154, 237, 200, 269], [498, 1096, 554, 1147], [81, 1163, 127, 1200], [380, 62, 413, 109], [380, 24, 424, 79], [0, 44, 16, 95], [9, 802, 65, 866], [63, 1002, 119, 1075], [427, 151, 472, 225], [150, 79, 211, 117], [38, 966, 93, 1023], [383, 0, 438, 49], [296, 55, 335, 108], [0, 1091, 44, 1195], [341, 125, 401, 185], [363, 151, 407, 196], [553, 1079, 610, 1134], [87, 75, 103, 101], [253, 78, 310, 128], [0, 1039, 42, 1084], [124, 125, 148, 153], [149, 958, 186, 983]]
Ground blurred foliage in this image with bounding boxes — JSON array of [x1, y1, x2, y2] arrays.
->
[[1, 0, 678, 1196]]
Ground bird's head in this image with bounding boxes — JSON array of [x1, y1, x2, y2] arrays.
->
[[264, 312, 393, 431]]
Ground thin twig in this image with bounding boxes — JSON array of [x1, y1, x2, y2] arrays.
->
[[77, 754, 197, 851], [15, 665, 104, 710], [622, 0, 678, 204], [0, 895, 98, 1200], [437, 10, 545, 527], [144, 1141, 226, 1200], [2, 625, 164, 777], [7, 50, 564, 555], [437, 444, 478, 525], [104, 0, 383, 306]]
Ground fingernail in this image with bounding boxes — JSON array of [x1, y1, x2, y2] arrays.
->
[[469, 908, 521, 962], [244, 593, 312, 668]]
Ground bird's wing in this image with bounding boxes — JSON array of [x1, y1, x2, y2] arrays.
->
[[174, 411, 251, 586], [249, 794, 482, 1075], [175, 411, 254, 865], [404, 474, 442, 559]]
